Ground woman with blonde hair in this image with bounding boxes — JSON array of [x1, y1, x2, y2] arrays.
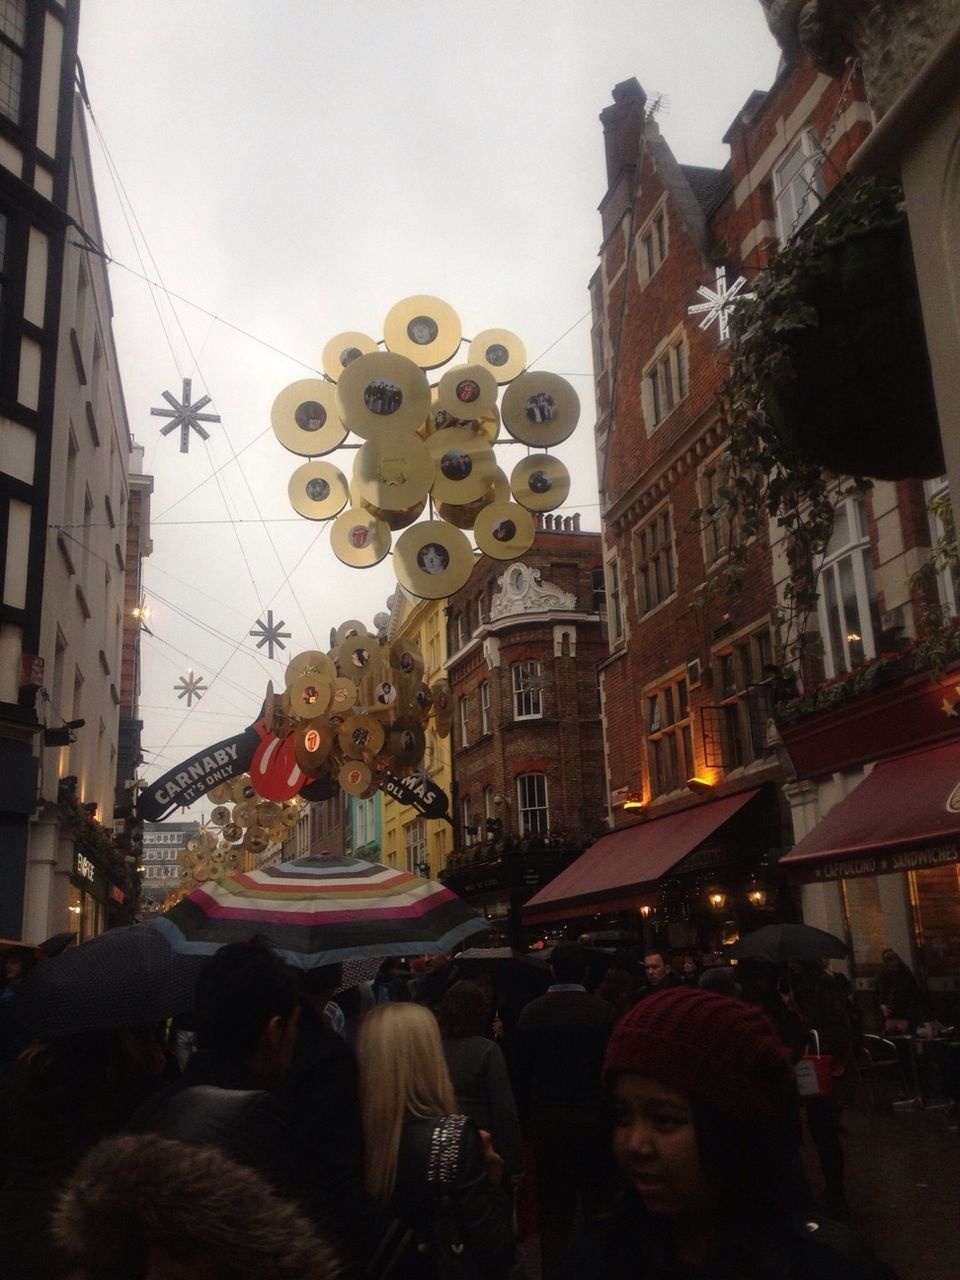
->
[[357, 1001, 515, 1278]]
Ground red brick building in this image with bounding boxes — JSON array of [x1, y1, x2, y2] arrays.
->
[[440, 516, 607, 942]]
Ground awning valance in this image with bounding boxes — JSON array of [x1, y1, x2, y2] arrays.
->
[[780, 737, 960, 883], [522, 789, 760, 923]]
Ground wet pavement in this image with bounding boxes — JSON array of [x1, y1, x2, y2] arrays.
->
[[518, 1087, 960, 1279]]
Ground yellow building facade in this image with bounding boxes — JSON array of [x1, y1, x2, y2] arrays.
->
[[380, 590, 453, 878]]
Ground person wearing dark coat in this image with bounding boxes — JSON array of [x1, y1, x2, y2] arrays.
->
[[516, 942, 616, 1278], [874, 948, 924, 1033], [357, 1002, 515, 1278], [636, 948, 683, 1000], [566, 987, 899, 1280]]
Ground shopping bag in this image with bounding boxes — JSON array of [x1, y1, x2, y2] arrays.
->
[[794, 1029, 833, 1097]]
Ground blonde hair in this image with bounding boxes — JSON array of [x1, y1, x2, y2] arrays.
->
[[356, 1002, 456, 1204]]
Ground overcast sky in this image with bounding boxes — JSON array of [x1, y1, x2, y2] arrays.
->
[[75, 0, 780, 816]]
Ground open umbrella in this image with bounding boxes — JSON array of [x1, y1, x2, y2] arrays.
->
[[151, 852, 489, 970], [729, 923, 848, 964], [11, 924, 200, 1037]]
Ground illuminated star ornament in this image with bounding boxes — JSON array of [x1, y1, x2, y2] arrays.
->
[[174, 669, 208, 706], [687, 266, 756, 342], [940, 684, 960, 718], [150, 377, 221, 453], [250, 610, 291, 660]]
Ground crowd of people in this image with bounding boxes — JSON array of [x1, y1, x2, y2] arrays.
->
[[0, 936, 904, 1279]]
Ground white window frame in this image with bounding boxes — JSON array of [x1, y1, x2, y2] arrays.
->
[[637, 200, 668, 287], [606, 557, 623, 642], [923, 476, 959, 619], [645, 676, 695, 798], [634, 505, 677, 617], [773, 128, 823, 241], [701, 453, 740, 565], [517, 773, 549, 836], [512, 661, 542, 720], [642, 327, 689, 432], [480, 680, 491, 735], [817, 497, 878, 678], [403, 818, 427, 875], [459, 695, 469, 748], [461, 796, 478, 846]]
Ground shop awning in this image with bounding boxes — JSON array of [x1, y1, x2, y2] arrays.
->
[[522, 789, 760, 924], [780, 737, 960, 884]]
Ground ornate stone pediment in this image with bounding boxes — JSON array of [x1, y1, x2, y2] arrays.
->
[[759, 0, 960, 118], [489, 562, 577, 619]]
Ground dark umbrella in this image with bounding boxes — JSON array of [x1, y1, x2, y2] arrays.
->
[[730, 923, 848, 964], [11, 924, 200, 1037], [39, 931, 77, 958]]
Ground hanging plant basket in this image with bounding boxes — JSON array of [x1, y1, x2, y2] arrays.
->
[[760, 212, 942, 481]]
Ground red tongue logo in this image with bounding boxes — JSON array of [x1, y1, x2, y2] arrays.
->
[[304, 727, 321, 753], [251, 728, 307, 801]]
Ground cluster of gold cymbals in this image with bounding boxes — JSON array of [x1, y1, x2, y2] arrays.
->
[[270, 619, 452, 801], [205, 774, 302, 859], [271, 296, 579, 600]]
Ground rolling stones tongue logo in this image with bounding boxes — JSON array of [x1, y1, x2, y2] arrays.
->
[[250, 719, 308, 801]]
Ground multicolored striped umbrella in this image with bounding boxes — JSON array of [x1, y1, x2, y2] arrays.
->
[[151, 852, 488, 969]]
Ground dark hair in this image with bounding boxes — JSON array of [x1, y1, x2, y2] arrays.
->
[[643, 948, 671, 965], [3, 946, 39, 979], [551, 942, 589, 984], [194, 940, 297, 1060], [437, 980, 489, 1039], [298, 963, 343, 997]]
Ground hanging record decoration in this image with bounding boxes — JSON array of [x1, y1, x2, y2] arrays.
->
[[271, 296, 582, 599]]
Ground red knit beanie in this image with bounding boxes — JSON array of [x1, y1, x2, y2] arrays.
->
[[604, 986, 795, 1132]]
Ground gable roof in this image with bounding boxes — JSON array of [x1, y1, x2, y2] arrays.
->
[[680, 163, 732, 217]]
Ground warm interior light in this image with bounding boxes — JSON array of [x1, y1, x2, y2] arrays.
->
[[623, 793, 645, 810], [708, 891, 726, 909], [687, 776, 716, 794], [639, 904, 653, 918], [747, 887, 767, 907]]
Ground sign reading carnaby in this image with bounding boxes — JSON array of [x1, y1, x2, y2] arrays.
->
[[139, 729, 257, 821], [796, 842, 960, 883]]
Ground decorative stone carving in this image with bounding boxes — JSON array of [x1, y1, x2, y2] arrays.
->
[[759, 0, 960, 118], [489, 563, 577, 620]]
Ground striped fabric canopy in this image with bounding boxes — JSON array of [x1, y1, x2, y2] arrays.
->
[[151, 852, 488, 969]]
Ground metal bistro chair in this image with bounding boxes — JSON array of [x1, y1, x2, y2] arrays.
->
[[856, 1033, 912, 1106]]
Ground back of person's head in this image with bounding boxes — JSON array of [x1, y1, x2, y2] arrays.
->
[[437, 980, 490, 1040], [297, 962, 343, 1000], [597, 967, 633, 1000], [53, 1134, 339, 1280], [550, 942, 589, 985], [604, 987, 800, 1217], [699, 965, 742, 1000], [194, 940, 297, 1061], [356, 1002, 455, 1203]]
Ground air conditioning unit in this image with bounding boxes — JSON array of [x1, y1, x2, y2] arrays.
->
[[686, 658, 702, 689]]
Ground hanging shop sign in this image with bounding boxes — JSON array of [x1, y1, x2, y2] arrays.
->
[[379, 771, 450, 821], [76, 852, 96, 882]]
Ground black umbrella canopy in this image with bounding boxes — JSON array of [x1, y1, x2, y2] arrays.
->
[[11, 924, 200, 1037], [730, 923, 848, 964]]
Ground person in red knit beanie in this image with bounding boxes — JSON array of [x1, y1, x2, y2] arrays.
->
[[564, 987, 898, 1280]]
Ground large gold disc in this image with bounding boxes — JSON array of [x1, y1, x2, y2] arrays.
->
[[288, 461, 349, 520], [284, 650, 337, 688], [394, 521, 475, 601], [436, 364, 499, 420], [468, 328, 527, 384], [474, 501, 537, 560], [510, 454, 571, 512], [338, 715, 386, 760], [330, 508, 392, 568], [352, 434, 434, 512], [501, 371, 580, 447], [271, 379, 348, 456], [382, 296, 462, 369], [427, 426, 498, 504], [336, 351, 432, 440], [321, 331, 379, 382]]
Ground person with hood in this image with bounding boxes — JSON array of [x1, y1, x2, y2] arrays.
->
[[566, 987, 899, 1279]]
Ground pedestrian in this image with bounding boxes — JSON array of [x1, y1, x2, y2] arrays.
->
[[874, 948, 923, 1034], [677, 950, 702, 988], [356, 1002, 516, 1278], [52, 1133, 340, 1280], [597, 966, 635, 1021], [637, 947, 683, 999], [566, 987, 900, 1279], [698, 964, 742, 999], [437, 979, 523, 1180], [515, 941, 616, 1278]]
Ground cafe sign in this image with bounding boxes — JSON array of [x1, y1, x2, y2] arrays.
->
[[793, 842, 960, 884]]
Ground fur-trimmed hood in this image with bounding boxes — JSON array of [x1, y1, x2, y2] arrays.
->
[[53, 1134, 340, 1280]]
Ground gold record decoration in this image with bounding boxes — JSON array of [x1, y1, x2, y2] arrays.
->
[[389, 638, 425, 682], [427, 427, 497, 504], [352, 435, 434, 511], [387, 718, 426, 768], [288, 673, 332, 718], [295, 720, 334, 775], [339, 759, 374, 797], [330, 675, 360, 713], [209, 781, 233, 805], [394, 521, 475, 601], [468, 328, 527, 384], [423, 402, 501, 445], [501, 371, 580, 447], [383, 296, 462, 369], [356, 495, 427, 531], [338, 715, 386, 759], [272, 379, 348, 456], [336, 351, 432, 440], [437, 465, 510, 529], [474, 501, 537, 560], [284, 650, 337, 687], [288, 461, 350, 520], [210, 805, 232, 828], [436, 364, 499, 421], [510, 454, 571, 512], [321, 331, 379, 382], [431, 679, 454, 738], [330, 508, 392, 568]]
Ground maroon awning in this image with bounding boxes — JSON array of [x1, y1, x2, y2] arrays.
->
[[522, 789, 760, 923], [780, 737, 960, 883]]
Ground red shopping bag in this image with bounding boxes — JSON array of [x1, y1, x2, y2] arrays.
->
[[794, 1030, 833, 1097]]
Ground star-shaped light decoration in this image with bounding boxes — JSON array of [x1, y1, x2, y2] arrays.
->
[[940, 684, 960, 718], [687, 266, 756, 342], [150, 377, 221, 454], [174, 669, 208, 706], [250, 610, 291, 660]]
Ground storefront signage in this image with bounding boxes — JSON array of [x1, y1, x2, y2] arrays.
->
[[77, 853, 95, 882], [797, 842, 960, 883]]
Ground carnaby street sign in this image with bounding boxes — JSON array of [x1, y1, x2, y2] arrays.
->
[[379, 771, 450, 821]]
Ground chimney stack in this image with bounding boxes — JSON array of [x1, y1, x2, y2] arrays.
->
[[600, 79, 647, 189]]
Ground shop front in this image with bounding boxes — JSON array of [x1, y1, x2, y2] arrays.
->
[[780, 738, 960, 1019], [522, 786, 794, 957]]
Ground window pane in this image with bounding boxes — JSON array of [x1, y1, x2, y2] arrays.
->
[[645, 235, 655, 278], [675, 339, 688, 398], [826, 503, 851, 556], [838, 555, 866, 668], [823, 565, 847, 673], [648, 695, 661, 734], [0, 0, 27, 45], [655, 213, 666, 263], [0, 41, 23, 123]]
